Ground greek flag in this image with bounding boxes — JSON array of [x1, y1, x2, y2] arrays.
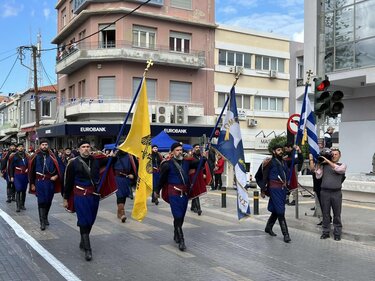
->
[[296, 84, 320, 160], [214, 87, 251, 219]]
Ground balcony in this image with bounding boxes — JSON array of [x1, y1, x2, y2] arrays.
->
[[56, 41, 206, 74], [64, 98, 204, 119]]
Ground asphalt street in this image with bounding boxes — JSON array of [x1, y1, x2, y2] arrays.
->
[[0, 178, 375, 281]]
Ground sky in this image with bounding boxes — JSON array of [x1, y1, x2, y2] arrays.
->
[[0, 0, 304, 96]]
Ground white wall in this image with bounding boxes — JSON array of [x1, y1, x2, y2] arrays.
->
[[340, 120, 375, 173]]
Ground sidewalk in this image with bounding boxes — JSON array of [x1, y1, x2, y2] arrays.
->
[[203, 187, 375, 245]]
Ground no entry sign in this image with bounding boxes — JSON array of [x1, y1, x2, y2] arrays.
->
[[287, 114, 301, 135]]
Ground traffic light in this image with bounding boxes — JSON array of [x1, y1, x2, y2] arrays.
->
[[313, 77, 344, 118], [314, 78, 331, 118], [329, 90, 344, 117]]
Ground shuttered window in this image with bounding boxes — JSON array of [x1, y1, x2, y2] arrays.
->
[[132, 78, 156, 100], [98, 77, 116, 99], [170, 81, 191, 102], [171, 0, 192, 10]]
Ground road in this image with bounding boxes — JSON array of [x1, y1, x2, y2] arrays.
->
[[0, 179, 375, 281]]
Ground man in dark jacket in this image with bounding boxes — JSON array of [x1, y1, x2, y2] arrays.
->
[[260, 144, 291, 243]]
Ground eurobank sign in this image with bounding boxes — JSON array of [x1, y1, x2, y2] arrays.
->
[[38, 123, 214, 138]]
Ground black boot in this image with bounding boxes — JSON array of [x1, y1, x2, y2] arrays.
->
[[265, 213, 278, 236], [15, 192, 21, 212], [20, 191, 26, 210], [176, 227, 186, 251], [79, 235, 84, 250], [6, 183, 11, 203], [278, 216, 291, 243], [45, 203, 51, 225], [195, 198, 202, 216], [38, 207, 46, 231], [82, 233, 92, 261], [173, 220, 180, 243], [190, 198, 198, 212]]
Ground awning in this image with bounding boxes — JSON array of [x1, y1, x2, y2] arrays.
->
[[0, 135, 12, 142], [17, 132, 27, 138]]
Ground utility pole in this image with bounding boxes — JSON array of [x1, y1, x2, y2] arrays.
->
[[32, 45, 40, 128]]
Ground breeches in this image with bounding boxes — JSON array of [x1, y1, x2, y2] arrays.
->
[[169, 195, 188, 219], [36, 179, 55, 204], [74, 194, 100, 227]]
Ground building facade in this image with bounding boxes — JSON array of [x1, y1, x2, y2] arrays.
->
[[214, 25, 290, 175], [305, 0, 375, 173], [45, 0, 216, 149]]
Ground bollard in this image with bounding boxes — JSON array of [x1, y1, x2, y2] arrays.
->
[[221, 186, 226, 208], [253, 190, 259, 215]]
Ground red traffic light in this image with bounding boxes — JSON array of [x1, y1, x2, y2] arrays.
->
[[316, 80, 330, 91]]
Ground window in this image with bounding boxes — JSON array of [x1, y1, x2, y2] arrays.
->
[[132, 78, 157, 100], [68, 85, 75, 101], [132, 25, 156, 49], [60, 89, 66, 103], [41, 100, 51, 117], [61, 8, 67, 27], [99, 24, 116, 48], [171, 0, 192, 10], [170, 81, 191, 102], [170, 32, 191, 53], [98, 77, 116, 100], [255, 96, 283, 111], [219, 50, 251, 68], [218, 93, 251, 109], [255, 55, 285, 72], [78, 79, 86, 98]]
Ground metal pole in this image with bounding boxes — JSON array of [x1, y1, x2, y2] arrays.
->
[[32, 46, 40, 128], [221, 186, 226, 208], [253, 190, 259, 215]]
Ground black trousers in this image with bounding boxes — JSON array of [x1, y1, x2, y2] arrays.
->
[[214, 174, 222, 190]]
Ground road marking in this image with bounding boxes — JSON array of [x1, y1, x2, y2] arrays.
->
[[160, 244, 195, 258], [12, 215, 58, 240], [98, 210, 162, 232], [52, 213, 110, 235], [184, 211, 236, 226], [343, 203, 375, 211], [146, 211, 199, 228], [212, 266, 252, 281], [0, 209, 81, 281]]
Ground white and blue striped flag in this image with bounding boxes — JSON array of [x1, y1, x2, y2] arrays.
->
[[296, 84, 320, 160], [214, 86, 250, 219]]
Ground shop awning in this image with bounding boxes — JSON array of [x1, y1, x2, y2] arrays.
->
[[0, 135, 12, 142], [17, 132, 27, 138]]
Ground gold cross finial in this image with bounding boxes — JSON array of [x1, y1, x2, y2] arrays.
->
[[146, 59, 153, 71], [306, 70, 313, 84]]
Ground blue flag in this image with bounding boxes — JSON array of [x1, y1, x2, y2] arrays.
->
[[214, 87, 251, 219]]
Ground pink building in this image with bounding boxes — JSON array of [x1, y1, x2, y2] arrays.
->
[[40, 0, 215, 149]]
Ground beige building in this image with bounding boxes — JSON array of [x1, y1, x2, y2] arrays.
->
[[40, 0, 216, 149], [214, 25, 290, 175]]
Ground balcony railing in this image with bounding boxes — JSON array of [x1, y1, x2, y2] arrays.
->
[[56, 40, 206, 74]]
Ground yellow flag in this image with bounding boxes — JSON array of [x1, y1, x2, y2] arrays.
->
[[118, 77, 152, 221]]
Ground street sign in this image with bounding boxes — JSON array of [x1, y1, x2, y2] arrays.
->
[[287, 114, 301, 135]]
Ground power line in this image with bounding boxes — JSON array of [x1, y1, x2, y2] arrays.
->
[[0, 52, 18, 63], [40, 60, 57, 92], [40, 0, 152, 52], [0, 54, 20, 92]]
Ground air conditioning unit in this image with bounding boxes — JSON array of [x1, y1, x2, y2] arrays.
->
[[174, 105, 187, 124], [270, 70, 277, 78], [156, 105, 171, 124], [248, 118, 258, 127], [229, 66, 244, 74]]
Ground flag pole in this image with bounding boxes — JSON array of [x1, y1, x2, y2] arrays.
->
[[190, 71, 242, 191], [287, 71, 313, 184], [96, 59, 154, 193]]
